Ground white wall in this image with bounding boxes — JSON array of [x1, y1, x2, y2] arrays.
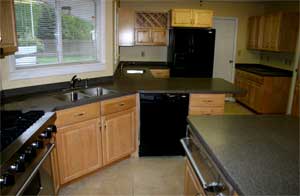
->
[[0, 0, 115, 90]]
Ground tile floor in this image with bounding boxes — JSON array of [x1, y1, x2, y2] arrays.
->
[[59, 157, 185, 196], [224, 102, 254, 115], [59, 102, 252, 196]]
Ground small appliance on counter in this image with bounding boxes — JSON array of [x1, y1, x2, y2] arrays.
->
[[0, 110, 57, 195], [168, 28, 216, 78]]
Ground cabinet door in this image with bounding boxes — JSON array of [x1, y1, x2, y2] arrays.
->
[[135, 28, 152, 45], [262, 14, 273, 50], [192, 10, 213, 28], [56, 119, 102, 184], [50, 145, 60, 194], [171, 9, 193, 27], [292, 82, 299, 117], [118, 8, 135, 46], [0, 0, 18, 57], [151, 29, 167, 45], [269, 13, 281, 51], [248, 82, 263, 113], [102, 108, 136, 165], [184, 159, 206, 196], [247, 16, 260, 49]]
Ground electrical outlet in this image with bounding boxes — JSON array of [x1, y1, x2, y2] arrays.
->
[[141, 51, 145, 57]]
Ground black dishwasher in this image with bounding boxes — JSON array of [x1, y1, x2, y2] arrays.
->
[[139, 93, 189, 156]]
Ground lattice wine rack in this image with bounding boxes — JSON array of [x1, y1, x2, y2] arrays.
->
[[135, 12, 168, 28]]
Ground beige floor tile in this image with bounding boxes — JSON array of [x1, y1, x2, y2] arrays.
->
[[224, 102, 254, 115], [59, 157, 184, 196]]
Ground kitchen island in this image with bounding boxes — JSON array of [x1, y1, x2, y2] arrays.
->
[[187, 115, 299, 195]]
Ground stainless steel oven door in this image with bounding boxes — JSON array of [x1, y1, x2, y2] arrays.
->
[[17, 143, 55, 196], [181, 135, 232, 196]]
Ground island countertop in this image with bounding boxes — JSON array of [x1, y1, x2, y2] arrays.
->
[[187, 115, 299, 196]]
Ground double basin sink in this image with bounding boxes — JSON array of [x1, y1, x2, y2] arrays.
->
[[54, 87, 115, 102]]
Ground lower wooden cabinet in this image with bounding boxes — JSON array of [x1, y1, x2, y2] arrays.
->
[[189, 94, 225, 115], [56, 118, 103, 184], [50, 145, 60, 195], [291, 81, 299, 117], [150, 69, 170, 79], [184, 159, 205, 196], [235, 69, 291, 114], [102, 108, 136, 165]]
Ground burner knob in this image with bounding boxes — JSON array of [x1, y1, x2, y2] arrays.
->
[[39, 131, 52, 139], [31, 140, 43, 149], [0, 174, 15, 186], [46, 125, 57, 133], [24, 146, 36, 161], [9, 160, 25, 172]]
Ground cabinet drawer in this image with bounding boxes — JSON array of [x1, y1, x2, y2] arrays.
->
[[189, 94, 225, 107], [55, 102, 100, 128], [150, 69, 170, 78], [101, 95, 136, 116], [189, 107, 224, 115]]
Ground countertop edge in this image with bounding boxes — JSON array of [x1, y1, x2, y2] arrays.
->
[[187, 118, 244, 196]]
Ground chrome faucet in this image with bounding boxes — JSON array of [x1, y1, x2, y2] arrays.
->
[[70, 75, 81, 89]]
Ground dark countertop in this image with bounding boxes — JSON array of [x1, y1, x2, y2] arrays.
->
[[187, 115, 299, 196], [236, 64, 293, 77], [2, 64, 243, 112]]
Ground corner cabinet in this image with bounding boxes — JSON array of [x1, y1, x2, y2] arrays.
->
[[171, 9, 213, 28], [102, 108, 136, 165], [247, 12, 299, 52], [101, 95, 137, 165], [0, 0, 18, 58]]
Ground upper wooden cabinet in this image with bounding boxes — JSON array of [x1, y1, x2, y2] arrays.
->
[[171, 9, 213, 28], [135, 12, 168, 46], [0, 0, 18, 58], [119, 8, 135, 46], [247, 12, 299, 52]]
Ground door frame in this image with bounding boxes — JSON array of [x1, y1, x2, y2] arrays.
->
[[213, 16, 238, 83]]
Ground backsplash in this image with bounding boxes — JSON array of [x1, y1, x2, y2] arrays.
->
[[259, 51, 294, 70], [120, 46, 168, 62]]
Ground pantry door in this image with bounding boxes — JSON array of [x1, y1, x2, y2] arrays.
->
[[213, 17, 237, 83]]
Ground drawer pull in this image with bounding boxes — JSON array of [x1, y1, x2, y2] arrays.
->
[[203, 100, 213, 103], [119, 103, 125, 106], [74, 112, 85, 117]]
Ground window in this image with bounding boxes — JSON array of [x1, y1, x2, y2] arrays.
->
[[10, 0, 105, 79]]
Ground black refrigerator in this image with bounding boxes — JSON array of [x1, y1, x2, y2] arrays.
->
[[168, 28, 216, 78]]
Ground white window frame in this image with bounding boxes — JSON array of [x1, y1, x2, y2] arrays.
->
[[9, 0, 106, 80]]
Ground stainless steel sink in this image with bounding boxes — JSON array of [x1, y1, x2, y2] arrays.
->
[[53, 87, 115, 102], [54, 91, 91, 102], [78, 87, 115, 96]]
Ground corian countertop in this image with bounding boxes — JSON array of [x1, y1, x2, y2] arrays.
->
[[3, 65, 243, 112], [187, 115, 299, 196]]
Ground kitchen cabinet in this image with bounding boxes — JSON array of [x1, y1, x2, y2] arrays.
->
[[101, 95, 137, 165], [291, 79, 299, 117], [189, 94, 225, 115], [247, 12, 299, 52], [0, 0, 18, 58], [102, 108, 136, 165], [118, 8, 135, 46], [235, 70, 291, 114], [135, 12, 168, 46], [171, 9, 213, 28], [50, 145, 60, 194], [184, 159, 205, 196], [56, 118, 102, 184], [150, 68, 170, 78], [55, 103, 102, 184]]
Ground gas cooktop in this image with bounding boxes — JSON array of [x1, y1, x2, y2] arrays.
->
[[0, 110, 45, 152]]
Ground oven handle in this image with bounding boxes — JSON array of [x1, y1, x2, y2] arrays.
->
[[180, 138, 208, 188], [181, 138, 226, 194], [16, 143, 55, 196]]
